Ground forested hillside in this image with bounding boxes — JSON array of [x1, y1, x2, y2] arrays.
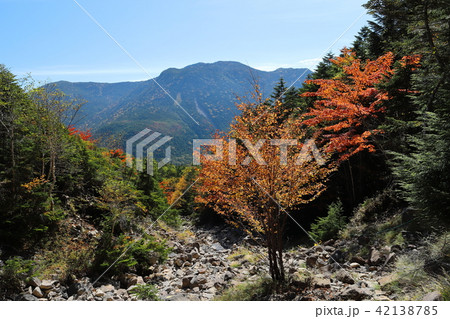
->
[[0, 0, 449, 301]]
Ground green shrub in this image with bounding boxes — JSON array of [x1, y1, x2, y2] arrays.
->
[[96, 233, 170, 275], [309, 200, 346, 242], [441, 283, 450, 301], [385, 232, 450, 300], [0, 257, 35, 299], [215, 277, 273, 301], [129, 283, 159, 300]]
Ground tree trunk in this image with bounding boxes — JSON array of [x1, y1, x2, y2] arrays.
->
[[267, 231, 285, 284]]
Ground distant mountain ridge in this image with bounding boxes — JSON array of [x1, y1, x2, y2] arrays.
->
[[52, 61, 312, 163]]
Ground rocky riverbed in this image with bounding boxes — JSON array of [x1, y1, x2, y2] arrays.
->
[[13, 224, 442, 301]]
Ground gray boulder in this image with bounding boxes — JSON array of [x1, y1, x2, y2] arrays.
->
[[340, 286, 373, 300], [422, 291, 443, 301], [335, 269, 355, 284]]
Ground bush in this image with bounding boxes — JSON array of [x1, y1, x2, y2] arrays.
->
[[385, 232, 450, 300], [441, 279, 450, 301], [0, 257, 35, 299], [129, 283, 159, 300], [215, 277, 273, 301], [309, 200, 346, 242], [96, 233, 170, 275]]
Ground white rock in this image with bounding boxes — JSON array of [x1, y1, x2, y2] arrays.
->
[[32, 287, 44, 298], [99, 284, 115, 293], [39, 280, 55, 290]]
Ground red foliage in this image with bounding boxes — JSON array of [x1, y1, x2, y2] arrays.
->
[[68, 125, 94, 142], [300, 49, 420, 162], [108, 149, 126, 162]]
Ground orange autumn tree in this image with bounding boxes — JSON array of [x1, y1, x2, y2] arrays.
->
[[198, 90, 335, 282], [301, 49, 396, 162]]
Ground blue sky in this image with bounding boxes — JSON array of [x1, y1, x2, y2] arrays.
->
[[1, 0, 370, 83]]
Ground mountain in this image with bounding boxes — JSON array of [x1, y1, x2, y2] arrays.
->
[[52, 61, 312, 163]]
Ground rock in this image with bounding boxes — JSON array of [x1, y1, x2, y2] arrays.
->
[[148, 254, 159, 266], [87, 230, 99, 237], [67, 282, 89, 296], [224, 271, 234, 281], [374, 295, 391, 301], [67, 283, 81, 296], [165, 294, 190, 301], [99, 284, 115, 293], [213, 275, 225, 287], [323, 239, 335, 246], [32, 287, 44, 298], [369, 249, 383, 265], [191, 250, 200, 259], [384, 252, 397, 265], [316, 258, 328, 267], [381, 245, 391, 255], [39, 280, 55, 290], [314, 246, 324, 252], [168, 252, 177, 258], [190, 275, 207, 288], [175, 259, 183, 267], [206, 287, 217, 295], [26, 277, 42, 288], [329, 250, 345, 264], [350, 262, 360, 268], [358, 234, 370, 245], [211, 243, 225, 252], [117, 289, 128, 298], [323, 246, 335, 252], [182, 277, 193, 289], [292, 270, 312, 289], [335, 269, 355, 284], [231, 253, 245, 261], [249, 265, 258, 275], [20, 294, 39, 301], [313, 275, 331, 288], [136, 276, 145, 285], [201, 293, 214, 300], [378, 274, 398, 287], [53, 296, 68, 301], [306, 255, 318, 268], [350, 255, 366, 265], [391, 245, 402, 253], [340, 285, 373, 300], [422, 291, 443, 301], [94, 289, 105, 297], [103, 293, 114, 301], [121, 273, 144, 288]]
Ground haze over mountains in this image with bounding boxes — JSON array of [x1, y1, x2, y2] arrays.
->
[[52, 61, 311, 163]]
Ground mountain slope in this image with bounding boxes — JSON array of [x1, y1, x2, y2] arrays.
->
[[52, 61, 311, 163]]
